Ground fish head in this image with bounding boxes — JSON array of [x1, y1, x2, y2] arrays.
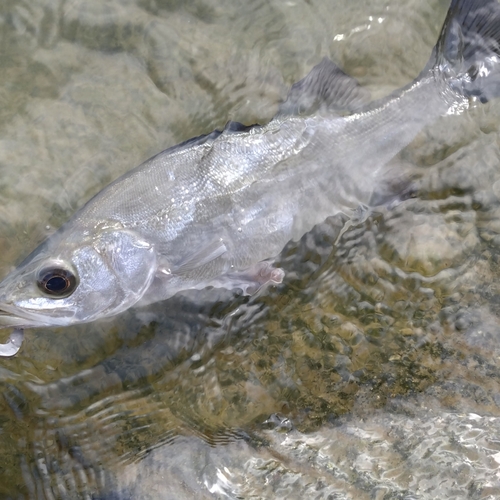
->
[[0, 225, 157, 329]]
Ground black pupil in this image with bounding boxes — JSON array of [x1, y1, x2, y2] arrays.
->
[[45, 275, 68, 292], [37, 267, 76, 297]]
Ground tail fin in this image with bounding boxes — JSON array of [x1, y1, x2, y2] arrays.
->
[[436, 0, 500, 102]]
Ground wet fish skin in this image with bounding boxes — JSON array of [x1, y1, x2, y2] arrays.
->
[[0, 0, 499, 346]]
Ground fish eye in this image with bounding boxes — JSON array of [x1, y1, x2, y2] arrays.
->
[[37, 267, 77, 298]]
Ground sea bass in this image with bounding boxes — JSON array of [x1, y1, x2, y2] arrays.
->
[[0, 0, 499, 356]]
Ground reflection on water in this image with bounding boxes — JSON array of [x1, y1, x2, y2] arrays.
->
[[1, 0, 500, 498]]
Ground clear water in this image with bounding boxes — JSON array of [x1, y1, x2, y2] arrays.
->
[[1, 0, 500, 498]]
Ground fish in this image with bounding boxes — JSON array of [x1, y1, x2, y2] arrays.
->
[[0, 0, 499, 357]]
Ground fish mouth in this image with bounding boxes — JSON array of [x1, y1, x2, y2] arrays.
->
[[0, 310, 31, 328], [0, 304, 49, 329]]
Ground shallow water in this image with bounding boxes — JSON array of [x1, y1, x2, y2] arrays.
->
[[1, 0, 500, 498]]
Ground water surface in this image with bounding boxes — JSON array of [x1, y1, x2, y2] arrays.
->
[[1, 0, 500, 498]]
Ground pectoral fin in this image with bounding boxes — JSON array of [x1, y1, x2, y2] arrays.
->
[[174, 240, 228, 274]]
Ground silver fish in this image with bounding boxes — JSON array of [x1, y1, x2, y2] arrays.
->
[[0, 0, 499, 356]]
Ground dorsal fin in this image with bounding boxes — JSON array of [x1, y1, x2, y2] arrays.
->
[[164, 129, 222, 155], [223, 120, 258, 133], [278, 58, 371, 116]]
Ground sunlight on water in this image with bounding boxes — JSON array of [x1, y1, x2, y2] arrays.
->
[[1, 0, 500, 498]]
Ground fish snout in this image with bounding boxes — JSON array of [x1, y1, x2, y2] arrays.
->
[[0, 305, 32, 329]]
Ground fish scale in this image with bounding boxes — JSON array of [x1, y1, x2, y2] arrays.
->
[[0, 0, 499, 357]]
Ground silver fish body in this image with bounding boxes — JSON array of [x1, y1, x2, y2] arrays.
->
[[0, 0, 499, 354]]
